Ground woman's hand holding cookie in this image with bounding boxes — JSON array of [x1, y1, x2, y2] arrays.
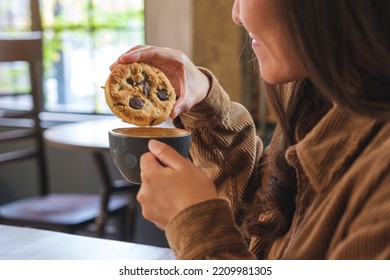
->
[[109, 45, 210, 118], [107, 45, 216, 229]]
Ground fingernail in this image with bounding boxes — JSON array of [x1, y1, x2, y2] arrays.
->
[[109, 62, 117, 70], [148, 139, 161, 150], [174, 107, 181, 118]]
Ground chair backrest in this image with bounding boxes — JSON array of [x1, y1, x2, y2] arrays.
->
[[31, 0, 42, 32], [0, 32, 44, 113], [0, 31, 48, 195]]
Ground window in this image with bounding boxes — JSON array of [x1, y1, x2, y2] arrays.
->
[[0, 0, 145, 114]]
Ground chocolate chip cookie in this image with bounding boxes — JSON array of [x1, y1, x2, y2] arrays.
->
[[104, 62, 176, 126]]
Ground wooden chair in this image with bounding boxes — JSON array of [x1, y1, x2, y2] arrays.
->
[[0, 31, 132, 239]]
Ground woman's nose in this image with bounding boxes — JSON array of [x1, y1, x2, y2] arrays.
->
[[232, 0, 242, 26]]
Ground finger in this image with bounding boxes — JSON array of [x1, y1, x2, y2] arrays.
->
[[170, 95, 189, 119], [154, 222, 165, 231], [147, 139, 186, 169], [109, 45, 149, 70], [136, 184, 167, 230], [118, 45, 153, 64], [139, 151, 164, 176], [120, 46, 183, 70]]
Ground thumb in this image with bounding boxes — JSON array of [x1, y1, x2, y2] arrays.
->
[[170, 98, 185, 119], [148, 139, 186, 169]]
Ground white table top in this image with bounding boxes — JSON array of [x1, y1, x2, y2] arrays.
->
[[0, 225, 175, 260], [43, 118, 174, 152]]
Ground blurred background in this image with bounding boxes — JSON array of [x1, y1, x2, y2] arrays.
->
[[0, 0, 274, 247]]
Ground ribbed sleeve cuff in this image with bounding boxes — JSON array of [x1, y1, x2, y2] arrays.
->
[[165, 199, 251, 259], [178, 67, 232, 128]]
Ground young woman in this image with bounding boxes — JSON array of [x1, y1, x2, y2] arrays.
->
[[110, 0, 390, 259]]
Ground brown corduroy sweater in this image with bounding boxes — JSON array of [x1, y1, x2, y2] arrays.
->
[[166, 69, 390, 259]]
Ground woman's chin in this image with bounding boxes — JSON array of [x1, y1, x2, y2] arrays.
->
[[260, 68, 306, 85]]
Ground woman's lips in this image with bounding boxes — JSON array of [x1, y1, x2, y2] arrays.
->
[[249, 32, 260, 46]]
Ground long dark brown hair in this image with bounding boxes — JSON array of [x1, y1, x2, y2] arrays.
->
[[245, 0, 390, 239]]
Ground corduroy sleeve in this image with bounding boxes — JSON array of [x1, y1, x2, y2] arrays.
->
[[165, 199, 255, 259], [174, 67, 263, 219], [176, 67, 236, 129], [166, 68, 264, 259]]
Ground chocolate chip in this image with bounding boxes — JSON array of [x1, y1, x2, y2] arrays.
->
[[143, 83, 150, 98], [156, 89, 169, 101], [129, 97, 144, 109], [126, 78, 135, 86], [139, 73, 148, 86], [150, 118, 157, 126]]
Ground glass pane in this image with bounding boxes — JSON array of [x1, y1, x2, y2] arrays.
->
[[92, 0, 144, 29], [0, 0, 144, 114], [41, 0, 145, 114], [44, 30, 96, 113], [0, 0, 31, 32], [0, 62, 30, 94], [42, 0, 89, 28], [0, 62, 32, 111]]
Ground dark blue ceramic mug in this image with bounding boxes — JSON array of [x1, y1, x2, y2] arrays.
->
[[109, 127, 191, 184]]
